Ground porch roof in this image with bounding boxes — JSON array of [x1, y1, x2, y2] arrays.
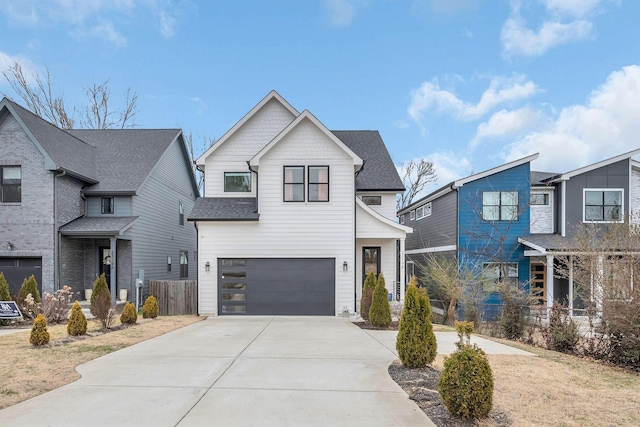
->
[[60, 216, 138, 237], [519, 234, 640, 255], [188, 197, 259, 221]]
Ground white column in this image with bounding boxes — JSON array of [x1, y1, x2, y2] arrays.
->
[[110, 237, 117, 304], [546, 254, 554, 315], [399, 238, 406, 301], [568, 255, 574, 316]]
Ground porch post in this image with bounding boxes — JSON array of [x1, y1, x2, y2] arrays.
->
[[568, 255, 574, 316], [399, 238, 406, 301], [110, 237, 117, 304], [546, 254, 554, 316]]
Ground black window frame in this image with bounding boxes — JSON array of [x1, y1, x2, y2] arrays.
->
[[224, 172, 252, 193], [179, 201, 184, 226], [283, 166, 305, 202], [482, 191, 519, 221], [530, 193, 550, 206], [101, 197, 114, 214], [308, 165, 329, 202], [362, 195, 381, 205], [1, 165, 22, 203], [584, 189, 623, 222], [179, 250, 188, 278]]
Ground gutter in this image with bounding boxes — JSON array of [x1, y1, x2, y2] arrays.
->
[[247, 161, 259, 213], [54, 170, 66, 290], [354, 162, 366, 313]]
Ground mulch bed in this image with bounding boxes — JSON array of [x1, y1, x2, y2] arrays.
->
[[355, 320, 511, 426]]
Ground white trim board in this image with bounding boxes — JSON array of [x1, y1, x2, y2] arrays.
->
[[406, 245, 456, 255]]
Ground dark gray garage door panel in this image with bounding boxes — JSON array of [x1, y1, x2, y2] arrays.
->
[[0, 258, 43, 298], [219, 258, 335, 315]]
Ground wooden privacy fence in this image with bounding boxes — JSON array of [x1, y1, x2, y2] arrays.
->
[[148, 280, 197, 315]]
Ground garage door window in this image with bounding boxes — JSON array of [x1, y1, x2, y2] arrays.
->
[[220, 259, 247, 314]]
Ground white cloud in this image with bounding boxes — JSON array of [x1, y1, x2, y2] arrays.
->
[[470, 107, 541, 149], [324, 0, 356, 26], [501, 0, 603, 57], [502, 65, 640, 173], [408, 75, 537, 125], [90, 20, 128, 48], [159, 10, 177, 38], [394, 119, 409, 129], [190, 96, 206, 116], [0, 51, 39, 85]]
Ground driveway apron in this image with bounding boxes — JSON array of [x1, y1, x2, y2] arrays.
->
[[0, 317, 435, 427]]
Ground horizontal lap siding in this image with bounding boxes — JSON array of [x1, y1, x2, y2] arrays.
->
[[405, 190, 457, 251], [204, 100, 296, 196], [198, 119, 355, 315]]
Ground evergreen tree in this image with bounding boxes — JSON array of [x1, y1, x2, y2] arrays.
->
[[396, 276, 437, 367], [369, 273, 392, 328], [360, 271, 377, 320]]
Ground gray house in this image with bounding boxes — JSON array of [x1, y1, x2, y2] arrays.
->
[[0, 97, 198, 302]]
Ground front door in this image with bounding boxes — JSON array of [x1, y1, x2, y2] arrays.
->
[[363, 247, 381, 282], [99, 247, 112, 286]]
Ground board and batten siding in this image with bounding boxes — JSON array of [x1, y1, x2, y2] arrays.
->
[[86, 196, 133, 216], [404, 190, 457, 252], [198, 118, 357, 315], [530, 189, 554, 234], [204, 99, 297, 197], [127, 138, 197, 290]]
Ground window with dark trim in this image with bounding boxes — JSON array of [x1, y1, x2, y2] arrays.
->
[[284, 166, 304, 202], [482, 191, 518, 221], [224, 172, 251, 192], [584, 189, 622, 222], [308, 166, 329, 202], [179, 202, 184, 226], [101, 197, 114, 214], [530, 193, 550, 206], [167, 256, 172, 273], [180, 251, 188, 278], [1, 166, 21, 203], [362, 195, 381, 205], [482, 262, 518, 292]]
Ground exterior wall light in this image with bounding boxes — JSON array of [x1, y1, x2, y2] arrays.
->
[[205, 262, 210, 272], [7, 242, 13, 251], [343, 261, 348, 271]]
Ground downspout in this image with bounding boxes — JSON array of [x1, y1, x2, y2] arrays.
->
[[353, 161, 366, 313], [247, 161, 259, 213], [54, 170, 66, 291], [194, 221, 200, 316]]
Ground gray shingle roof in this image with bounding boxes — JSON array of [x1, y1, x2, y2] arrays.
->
[[67, 129, 182, 194], [332, 130, 405, 192], [531, 171, 560, 186], [59, 216, 138, 236], [188, 198, 259, 221], [5, 99, 98, 182]]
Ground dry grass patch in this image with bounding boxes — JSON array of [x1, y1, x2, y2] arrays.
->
[[0, 315, 203, 409]]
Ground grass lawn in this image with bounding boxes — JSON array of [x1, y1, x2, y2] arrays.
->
[[0, 315, 203, 410]]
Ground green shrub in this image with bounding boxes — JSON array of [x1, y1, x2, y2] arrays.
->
[[18, 274, 41, 305], [396, 277, 437, 367], [360, 271, 376, 320], [67, 300, 87, 336], [120, 301, 138, 324], [545, 302, 579, 353], [30, 313, 50, 346], [90, 274, 110, 316], [438, 344, 494, 419], [0, 272, 11, 326], [142, 295, 159, 319], [369, 273, 392, 328], [500, 298, 527, 340]]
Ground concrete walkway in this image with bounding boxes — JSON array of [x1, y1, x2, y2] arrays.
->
[[0, 317, 435, 427]]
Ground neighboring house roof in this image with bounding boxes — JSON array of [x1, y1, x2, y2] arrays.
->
[[67, 129, 193, 195], [59, 216, 138, 237], [249, 110, 363, 168], [188, 197, 259, 221], [1, 98, 98, 183], [531, 171, 559, 186], [399, 153, 539, 215], [549, 148, 640, 182], [195, 90, 299, 165], [333, 130, 405, 192]]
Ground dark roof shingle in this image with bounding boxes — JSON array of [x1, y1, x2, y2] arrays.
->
[[188, 198, 259, 221], [59, 216, 138, 236]]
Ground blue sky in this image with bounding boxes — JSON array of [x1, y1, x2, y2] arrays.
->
[[1, 0, 640, 194]]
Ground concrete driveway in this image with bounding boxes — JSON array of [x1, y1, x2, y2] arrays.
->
[[0, 317, 435, 427]]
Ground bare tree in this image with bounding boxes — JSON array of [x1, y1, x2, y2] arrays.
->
[[2, 61, 137, 129], [397, 158, 437, 210], [183, 130, 216, 192]]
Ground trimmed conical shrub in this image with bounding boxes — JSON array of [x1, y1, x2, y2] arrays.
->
[[360, 271, 376, 320], [90, 273, 111, 316], [369, 273, 392, 328], [396, 276, 437, 367], [120, 301, 138, 324], [30, 313, 50, 346], [67, 301, 87, 336], [142, 295, 158, 319], [18, 274, 41, 305], [438, 322, 494, 420], [0, 272, 11, 326]]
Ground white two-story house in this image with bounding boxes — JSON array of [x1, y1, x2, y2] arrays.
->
[[189, 91, 411, 316]]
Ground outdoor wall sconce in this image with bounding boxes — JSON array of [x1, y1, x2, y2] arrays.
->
[[343, 261, 348, 271], [205, 262, 210, 272], [7, 242, 13, 251]]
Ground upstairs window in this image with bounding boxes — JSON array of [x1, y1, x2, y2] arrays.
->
[[482, 191, 518, 221], [179, 202, 184, 226], [530, 193, 550, 206], [1, 166, 21, 203], [362, 195, 381, 205], [584, 189, 622, 222], [180, 250, 188, 278], [224, 172, 251, 192], [399, 215, 405, 224], [410, 210, 415, 220], [284, 166, 304, 202], [308, 166, 329, 202], [416, 202, 432, 219], [101, 197, 114, 214]]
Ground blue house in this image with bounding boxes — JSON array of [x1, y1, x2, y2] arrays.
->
[[398, 154, 538, 319]]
